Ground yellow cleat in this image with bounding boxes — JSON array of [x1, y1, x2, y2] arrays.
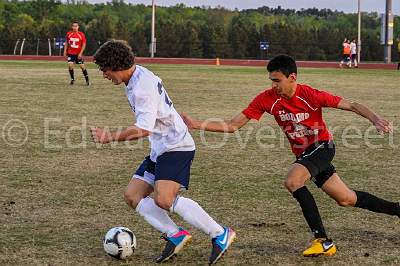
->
[[303, 238, 337, 257]]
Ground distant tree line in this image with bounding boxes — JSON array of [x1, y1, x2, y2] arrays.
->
[[0, 0, 399, 61]]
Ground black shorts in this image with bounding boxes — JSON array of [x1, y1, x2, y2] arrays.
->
[[133, 151, 195, 189], [294, 141, 336, 188], [67, 54, 84, 64]]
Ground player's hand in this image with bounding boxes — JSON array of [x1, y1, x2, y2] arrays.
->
[[180, 113, 197, 129], [90, 127, 112, 144], [78, 54, 82, 59], [373, 117, 393, 134]]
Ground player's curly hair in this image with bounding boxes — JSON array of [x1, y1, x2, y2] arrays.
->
[[93, 40, 135, 71], [267, 54, 297, 77]]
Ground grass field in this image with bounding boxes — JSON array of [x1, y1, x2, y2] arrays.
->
[[1, 60, 399, 265]]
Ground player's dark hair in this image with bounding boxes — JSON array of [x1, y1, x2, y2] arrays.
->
[[72, 21, 79, 25], [93, 40, 135, 71], [267, 54, 297, 77]]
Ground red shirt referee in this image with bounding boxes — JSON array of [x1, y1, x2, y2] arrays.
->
[[63, 21, 90, 86], [181, 54, 398, 257]]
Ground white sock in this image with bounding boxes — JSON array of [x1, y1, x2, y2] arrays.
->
[[136, 197, 179, 237], [171, 196, 224, 238]]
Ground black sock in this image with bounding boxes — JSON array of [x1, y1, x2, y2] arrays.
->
[[355, 190, 400, 217], [69, 69, 74, 80], [293, 186, 327, 239], [82, 69, 89, 82]]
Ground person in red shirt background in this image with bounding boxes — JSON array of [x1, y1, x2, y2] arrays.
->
[[181, 55, 398, 257], [64, 21, 90, 86]]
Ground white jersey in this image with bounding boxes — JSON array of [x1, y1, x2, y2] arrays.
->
[[125, 65, 195, 162], [350, 42, 357, 55]]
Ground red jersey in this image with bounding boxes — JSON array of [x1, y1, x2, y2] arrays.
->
[[66, 31, 86, 55], [242, 84, 342, 157]]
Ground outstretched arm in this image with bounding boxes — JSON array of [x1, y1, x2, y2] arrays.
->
[[336, 99, 392, 134], [180, 112, 250, 133], [90, 126, 150, 144]]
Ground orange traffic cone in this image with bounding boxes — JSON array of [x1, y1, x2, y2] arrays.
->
[[216, 57, 220, 66]]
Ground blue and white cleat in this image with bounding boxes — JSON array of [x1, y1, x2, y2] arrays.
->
[[209, 227, 236, 265], [156, 228, 192, 263]]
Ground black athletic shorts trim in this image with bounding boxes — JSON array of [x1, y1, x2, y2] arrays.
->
[[294, 141, 336, 188], [67, 54, 84, 64]]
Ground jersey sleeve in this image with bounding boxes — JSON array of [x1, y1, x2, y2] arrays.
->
[[312, 89, 343, 108], [132, 82, 160, 132], [242, 92, 268, 120]]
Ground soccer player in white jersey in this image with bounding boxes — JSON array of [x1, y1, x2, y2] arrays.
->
[[90, 40, 235, 264]]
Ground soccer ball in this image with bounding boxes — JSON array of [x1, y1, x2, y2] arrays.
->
[[103, 227, 136, 259]]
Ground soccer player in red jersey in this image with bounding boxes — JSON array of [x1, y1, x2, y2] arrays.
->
[[181, 55, 399, 257], [63, 21, 90, 86]]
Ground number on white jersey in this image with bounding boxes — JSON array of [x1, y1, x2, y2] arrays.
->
[[157, 82, 172, 107]]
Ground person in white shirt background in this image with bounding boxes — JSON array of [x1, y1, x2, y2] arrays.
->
[[350, 39, 358, 68]]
